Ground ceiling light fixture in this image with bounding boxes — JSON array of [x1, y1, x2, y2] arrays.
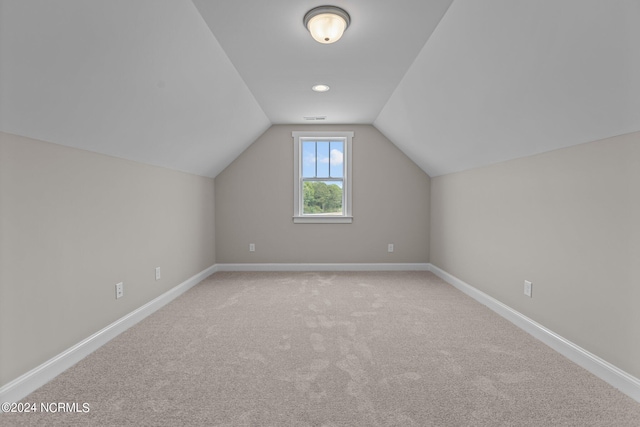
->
[[303, 5, 350, 44], [312, 84, 330, 92]]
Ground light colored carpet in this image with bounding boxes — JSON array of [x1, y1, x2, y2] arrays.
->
[[3, 271, 640, 426]]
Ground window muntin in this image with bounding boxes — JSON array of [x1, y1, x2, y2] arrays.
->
[[293, 131, 353, 223]]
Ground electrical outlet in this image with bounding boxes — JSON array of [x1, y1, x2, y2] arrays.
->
[[249, 243, 255, 252], [388, 243, 394, 253], [155, 267, 161, 281], [115, 282, 124, 299], [524, 280, 532, 297]]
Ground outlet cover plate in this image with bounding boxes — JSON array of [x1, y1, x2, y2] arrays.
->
[[115, 282, 124, 299], [524, 280, 532, 297]]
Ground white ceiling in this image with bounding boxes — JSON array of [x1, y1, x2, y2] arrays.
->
[[375, 0, 640, 176], [0, 0, 270, 177], [1, 0, 639, 178], [192, 0, 453, 125]]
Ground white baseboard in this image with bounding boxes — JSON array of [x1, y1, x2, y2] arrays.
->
[[0, 264, 218, 406], [427, 263, 640, 403], [5, 262, 638, 406], [215, 263, 430, 272]]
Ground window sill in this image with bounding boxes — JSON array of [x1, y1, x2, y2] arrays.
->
[[293, 216, 353, 224]]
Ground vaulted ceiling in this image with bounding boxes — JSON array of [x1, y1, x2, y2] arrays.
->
[[1, 0, 639, 178]]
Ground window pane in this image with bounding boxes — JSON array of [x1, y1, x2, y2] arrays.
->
[[302, 180, 343, 215], [329, 141, 344, 178], [316, 141, 329, 177], [302, 141, 316, 178], [302, 140, 344, 179]]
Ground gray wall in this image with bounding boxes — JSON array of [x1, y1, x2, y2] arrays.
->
[[0, 132, 216, 386], [215, 125, 430, 264], [430, 131, 640, 378], [5, 124, 637, 390]]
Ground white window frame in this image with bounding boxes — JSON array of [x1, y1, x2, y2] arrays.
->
[[293, 131, 353, 224]]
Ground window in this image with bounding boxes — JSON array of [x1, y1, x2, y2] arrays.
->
[[293, 131, 353, 223]]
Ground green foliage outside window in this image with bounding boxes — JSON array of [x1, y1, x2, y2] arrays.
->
[[303, 181, 343, 214]]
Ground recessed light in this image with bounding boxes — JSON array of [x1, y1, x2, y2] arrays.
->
[[312, 84, 330, 92]]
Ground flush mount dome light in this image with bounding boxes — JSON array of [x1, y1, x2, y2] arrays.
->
[[312, 84, 330, 92], [304, 5, 350, 44]]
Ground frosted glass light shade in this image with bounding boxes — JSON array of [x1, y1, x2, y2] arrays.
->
[[304, 6, 350, 44]]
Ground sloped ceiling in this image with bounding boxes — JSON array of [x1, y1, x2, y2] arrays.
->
[[0, 0, 270, 178], [1, 0, 639, 178], [375, 0, 640, 176]]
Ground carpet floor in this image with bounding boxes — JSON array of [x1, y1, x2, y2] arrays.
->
[[3, 271, 640, 426]]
